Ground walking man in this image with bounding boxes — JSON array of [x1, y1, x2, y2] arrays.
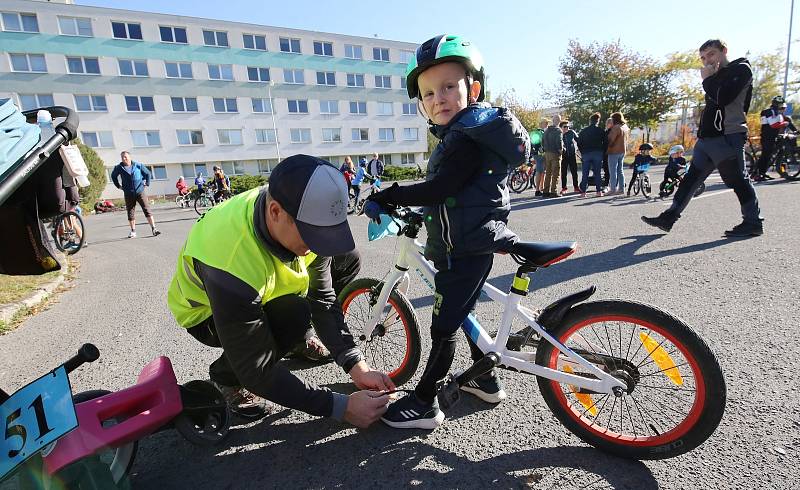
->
[[111, 151, 160, 238]]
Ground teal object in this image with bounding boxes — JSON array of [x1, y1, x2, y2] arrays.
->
[[367, 214, 400, 241], [0, 98, 41, 184]]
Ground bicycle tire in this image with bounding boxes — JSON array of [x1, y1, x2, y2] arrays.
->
[[338, 278, 421, 387], [173, 380, 231, 446], [70, 390, 138, 485], [54, 211, 85, 255], [693, 182, 705, 197], [633, 177, 641, 196], [641, 175, 651, 198], [194, 194, 213, 216], [534, 300, 726, 460], [783, 149, 800, 180], [509, 170, 529, 193], [658, 180, 674, 198]]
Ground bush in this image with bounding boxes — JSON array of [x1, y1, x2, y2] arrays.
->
[[382, 165, 420, 181], [230, 174, 268, 194], [73, 139, 107, 205]]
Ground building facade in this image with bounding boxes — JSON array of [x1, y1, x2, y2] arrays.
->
[[0, 0, 427, 197]]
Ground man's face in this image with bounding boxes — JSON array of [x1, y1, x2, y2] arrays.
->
[[121, 153, 131, 165], [700, 46, 726, 67], [418, 62, 473, 126], [560, 125, 568, 133], [266, 199, 310, 256]]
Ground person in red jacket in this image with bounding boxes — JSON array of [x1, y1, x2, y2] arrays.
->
[[176, 176, 190, 196]]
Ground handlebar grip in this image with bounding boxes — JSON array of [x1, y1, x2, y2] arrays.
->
[[63, 343, 100, 374]]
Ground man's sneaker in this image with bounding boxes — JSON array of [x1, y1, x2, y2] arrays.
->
[[455, 369, 507, 404], [534, 190, 542, 197], [573, 186, 580, 193], [641, 215, 674, 233], [596, 191, 604, 197], [128, 230, 136, 239], [152, 227, 161, 236], [212, 382, 271, 420], [560, 188, 568, 196], [724, 221, 763, 237], [287, 334, 332, 362], [381, 393, 444, 429]]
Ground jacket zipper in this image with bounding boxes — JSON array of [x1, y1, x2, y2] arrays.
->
[[439, 204, 454, 269]]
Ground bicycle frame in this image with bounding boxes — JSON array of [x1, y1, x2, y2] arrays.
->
[[367, 232, 626, 395]]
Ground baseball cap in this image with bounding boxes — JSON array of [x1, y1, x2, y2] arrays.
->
[[268, 155, 354, 256]]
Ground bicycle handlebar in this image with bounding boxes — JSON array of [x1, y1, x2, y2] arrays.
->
[[23, 106, 79, 141], [62, 343, 100, 374]]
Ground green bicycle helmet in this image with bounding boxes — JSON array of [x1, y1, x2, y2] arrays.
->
[[405, 34, 486, 102]]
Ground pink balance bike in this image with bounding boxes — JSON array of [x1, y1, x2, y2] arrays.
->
[[0, 344, 231, 489]]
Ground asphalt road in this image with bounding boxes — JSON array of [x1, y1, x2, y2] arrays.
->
[[1, 174, 798, 489]]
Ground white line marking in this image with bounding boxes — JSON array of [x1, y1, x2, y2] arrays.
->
[[660, 188, 733, 204]]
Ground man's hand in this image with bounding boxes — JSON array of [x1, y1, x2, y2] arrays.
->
[[343, 390, 389, 428], [700, 63, 719, 80], [349, 360, 396, 391]]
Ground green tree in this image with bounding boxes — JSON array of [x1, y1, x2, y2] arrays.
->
[[73, 139, 107, 205], [494, 89, 542, 132]]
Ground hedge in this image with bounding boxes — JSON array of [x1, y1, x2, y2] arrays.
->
[[230, 174, 268, 194]]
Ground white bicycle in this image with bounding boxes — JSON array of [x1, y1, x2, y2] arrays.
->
[[338, 206, 726, 460]]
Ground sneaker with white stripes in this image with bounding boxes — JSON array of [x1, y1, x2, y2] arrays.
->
[[456, 369, 507, 404], [381, 393, 444, 429]]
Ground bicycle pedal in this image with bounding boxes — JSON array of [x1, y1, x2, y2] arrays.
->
[[436, 376, 461, 411]]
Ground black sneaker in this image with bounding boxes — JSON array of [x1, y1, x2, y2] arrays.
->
[[641, 215, 674, 233], [212, 382, 271, 420], [455, 369, 507, 404], [534, 190, 542, 197], [724, 221, 763, 237], [381, 393, 444, 429]]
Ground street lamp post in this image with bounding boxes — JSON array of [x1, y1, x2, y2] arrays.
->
[[783, 0, 795, 99], [268, 80, 281, 163]]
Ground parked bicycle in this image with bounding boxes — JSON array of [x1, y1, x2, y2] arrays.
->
[[341, 205, 726, 460], [50, 208, 85, 255], [348, 175, 381, 215], [508, 162, 537, 194], [0, 344, 230, 489], [658, 162, 705, 199]]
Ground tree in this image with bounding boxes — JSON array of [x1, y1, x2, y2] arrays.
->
[[551, 40, 678, 129], [73, 139, 107, 205], [493, 89, 542, 132]]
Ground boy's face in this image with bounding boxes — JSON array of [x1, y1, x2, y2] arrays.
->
[[674, 151, 684, 159], [418, 62, 474, 125], [641, 149, 651, 156]]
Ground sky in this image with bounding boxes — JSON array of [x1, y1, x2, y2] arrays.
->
[[81, 0, 798, 105]]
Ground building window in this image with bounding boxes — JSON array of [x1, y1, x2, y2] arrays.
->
[[258, 159, 278, 174], [375, 75, 391, 89], [125, 95, 155, 112], [220, 161, 245, 176], [17, 94, 53, 111], [212, 97, 238, 113], [10, 53, 46, 73], [319, 100, 339, 114], [402, 103, 417, 115], [251, 98, 273, 114], [118, 59, 148, 77], [146, 165, 168, 180], [401, 77, 407, 89], [290, 128, 311, 143], [57, 16, 91, 37], [159, 25, 187, 43], [403, 128, 419, 141], [373, 47, 390, 62], [255, 129, 277, 144], [131, 130, 160, 147], [208, 64, 233, 81], [2, 12, 38, 32], [377, 101, 393, 116], [401, 153, 416, 165], [322, 128, 341, 143], [349, 101, 367, 115], [81, 131, 114, 148], [67, 56, 100, 75], [344, 44, 362, 60], [346, 73, 365, 87], [165, 61, 193, 79], [182, 163, 208, 178], [279, 37, 301, 53], [287, 99, 309, 114], [316, 71, 336, 86], [378, 128, 395, 142], [74, 95, 107, 112], [203, 29, 229, 47], [283, 68, 304, 84], [351, 128, 369, 142], [111, 21, 142, 40], [177, 129, 204, 146], [243, 33, 267, 50], [313, 41, 333, 56], [247, 67, 270, 82], [217, 129, 243, 145], [171, 96, 198, 112], [399, 50, 415, 64]]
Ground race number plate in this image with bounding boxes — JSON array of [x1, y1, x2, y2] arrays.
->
[[0, 367, 77, 479]]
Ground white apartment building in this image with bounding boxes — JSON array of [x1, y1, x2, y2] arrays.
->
[[0, 0, 427, 197]]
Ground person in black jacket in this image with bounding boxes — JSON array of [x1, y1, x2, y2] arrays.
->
[[559, 120, 580, 194], [643, 39, 763, 237], [577, 113, 608, 197], [754, 96, 796, 180]]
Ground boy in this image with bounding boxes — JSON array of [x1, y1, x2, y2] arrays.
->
[[664, 145, 687, 183], [367, 34, 530, 429], [626, 143, 656, 196]]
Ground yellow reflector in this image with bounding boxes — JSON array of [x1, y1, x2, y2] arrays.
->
[[563, 364, 597, 416], [639, 332, 683, 386]]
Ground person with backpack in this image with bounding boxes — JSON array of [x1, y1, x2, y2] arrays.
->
[[111, 151, 160, 238]]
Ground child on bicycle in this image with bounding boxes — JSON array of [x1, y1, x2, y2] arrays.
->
[[664, 145, 686, 182], [176, 176, 190, 196], [367, 35, 530, 429], [626, 143, 656, 196]]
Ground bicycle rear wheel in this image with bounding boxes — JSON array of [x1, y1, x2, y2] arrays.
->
[[53, 211, 85, 255], [535, 300, 725, 460], [509, 170, 529, 193], [338, 278, 421, 387]]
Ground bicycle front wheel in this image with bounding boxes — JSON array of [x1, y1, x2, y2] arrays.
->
[[632, 178, 641, 196], [509, 170, 529, 193], [338, 278, 421, 387], [641, 175, 651, 198], [194, 194, 213, 215], [783, 149, 800, 180], [659, 180, 674, 198], [54, 211, 85, 255], [535, 300, 726, 460]]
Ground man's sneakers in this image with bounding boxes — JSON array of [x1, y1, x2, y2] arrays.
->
[[456, 369, 507, 404], [641, 215, 674, 233], [152, 226, 161, 236], [724, 221, 764, 237], [212, 382, 271, 420], [381, 392, 444, 429], [286, 334, 332, 362], [128, 230, 136, 239]]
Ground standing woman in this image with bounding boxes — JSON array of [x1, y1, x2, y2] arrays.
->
[[606, 112, 629, 194]]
